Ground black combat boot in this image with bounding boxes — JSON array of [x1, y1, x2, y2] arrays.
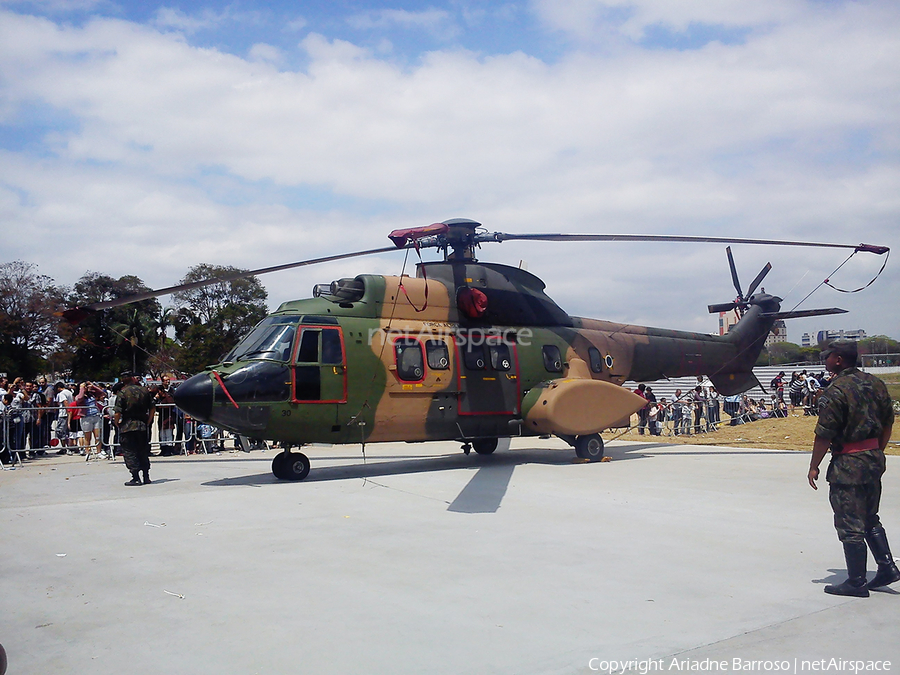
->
[[125, 471, 142, 486], [866, 526, 900, 590], [824, 542, 869, 597], [142, 470, 151, 485]]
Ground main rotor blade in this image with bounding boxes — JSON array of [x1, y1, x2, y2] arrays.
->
[[487, 232, 890, 254], [708, 302, 739, 314], [726, 246, 742, 300], [77, 245, 401, 312], [745, 262, 772, 298]]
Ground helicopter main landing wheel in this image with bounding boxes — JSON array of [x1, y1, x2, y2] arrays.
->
[[272, 451, 311, 481], [472, 438, 498, 455], [574, 434, 604, 461]]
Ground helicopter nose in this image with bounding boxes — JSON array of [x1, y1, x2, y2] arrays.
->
[[173, 373, 213, 422]]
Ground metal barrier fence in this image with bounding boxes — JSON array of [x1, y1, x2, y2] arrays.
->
[[0, 402, 202, 470]]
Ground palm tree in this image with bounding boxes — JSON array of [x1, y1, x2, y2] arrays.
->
[[153, 307, 177, 351], [111, 308, 155, 373]]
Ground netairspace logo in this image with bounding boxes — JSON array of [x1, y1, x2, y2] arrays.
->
[[587, 659, 892, 674]]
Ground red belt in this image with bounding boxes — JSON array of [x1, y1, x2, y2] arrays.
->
[[836, 438, 881, 454]]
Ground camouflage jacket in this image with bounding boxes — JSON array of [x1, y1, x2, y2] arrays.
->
[[115, 384, 154, 433], [816, 367, 893, 484]]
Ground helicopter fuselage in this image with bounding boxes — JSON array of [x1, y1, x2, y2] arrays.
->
[[173, 260, 779, 478]]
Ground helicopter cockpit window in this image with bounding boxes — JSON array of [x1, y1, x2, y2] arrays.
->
[[224, 315, 301, 363], [425, 340, 450, 370], [394, 338, 425, 381], [588, 347, 603, 373], [542, 345, 563, 373], [489, 343, 511, 371], [296, 329, 319, 363]]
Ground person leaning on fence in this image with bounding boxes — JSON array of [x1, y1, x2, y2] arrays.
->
[[691, 385, 705, 433], [54, 382, 74, 453], [75, 382, 106, 458], [670, 390, 683, 435], [789, 372, 804, 410], [633, 384, 648, 434], [154, 383, 177, 456], [10, 384, 34, 458], [114, 371, 156, 487], [0, 393, 13, 465], [645, 386, 660, 435]]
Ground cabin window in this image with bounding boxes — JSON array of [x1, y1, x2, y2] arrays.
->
[[464, 343, 487, 370], [321, 328, 343, 365], [425, 340, 450, 370], [542, 345, 563, 373], [489, 343, 512, 371], [588, 347, 603, 373], [394, 338, 425, 381]]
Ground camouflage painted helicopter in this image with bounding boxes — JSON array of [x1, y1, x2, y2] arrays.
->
[[69, 219, 889, 480]]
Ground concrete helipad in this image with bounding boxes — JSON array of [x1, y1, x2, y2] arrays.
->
[[1, 438, 898, 674]]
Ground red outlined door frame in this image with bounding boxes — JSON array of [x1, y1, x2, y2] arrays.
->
[[291, 325, 348, 404], [455, 330, 520, 416]]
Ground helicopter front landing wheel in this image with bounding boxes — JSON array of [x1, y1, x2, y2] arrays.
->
[[472, 438, 498, 455], [574, 434, 604, 461], [272, 451, 311, 481]]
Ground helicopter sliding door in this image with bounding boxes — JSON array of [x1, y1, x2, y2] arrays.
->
[[292, 326, 347, 403], [456, 330, 520, 416]]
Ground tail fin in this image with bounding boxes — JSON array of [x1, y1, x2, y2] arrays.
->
[[709, 294, 781, 395]]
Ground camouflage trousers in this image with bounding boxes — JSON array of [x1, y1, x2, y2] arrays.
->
[[829, 481, 883, 545], [120, 429, 151, 474]]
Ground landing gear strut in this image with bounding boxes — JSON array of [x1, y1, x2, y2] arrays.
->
[[272, 451, 311, 481]]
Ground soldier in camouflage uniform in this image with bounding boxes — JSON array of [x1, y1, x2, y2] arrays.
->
[[114, 372, 156, 486], [808, 339, 899, 597]]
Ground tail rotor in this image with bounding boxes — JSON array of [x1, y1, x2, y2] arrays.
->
[[708, 246, 772, 316]]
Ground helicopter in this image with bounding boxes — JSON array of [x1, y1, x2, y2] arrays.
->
[[66, 219, 889, 480]]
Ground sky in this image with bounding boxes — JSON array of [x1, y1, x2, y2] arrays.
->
[[1, 0, 898, 345]]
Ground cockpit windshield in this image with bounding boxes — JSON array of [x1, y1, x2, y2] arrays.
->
[[224, 315, 301, 363]]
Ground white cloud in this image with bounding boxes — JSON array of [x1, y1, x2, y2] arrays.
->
[[346, 7, 456, 36], [153, 7, 222, 33], [248, 42, 282, 64], [0, 2, 898, 342], [530, 0, 801, 40]]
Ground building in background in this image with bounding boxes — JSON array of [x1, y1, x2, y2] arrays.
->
[[765, 320, 787, 348], [718, 311, 740, 336], [801, 328, 867, 347]]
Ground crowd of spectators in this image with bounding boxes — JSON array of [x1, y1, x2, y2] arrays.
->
[[0, 374, 198, 467], [632, 368, 835, 436], [634, 376, 723, 436]]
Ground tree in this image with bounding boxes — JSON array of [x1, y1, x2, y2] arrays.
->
[[65, 273, 162, 381], [173, 265, 268, 373], [110, 308, 157, 374], [0, 260, 67, 378], [858, 336, 900, 367], [767, 342, 804, 365], [859, 335, 900, 355]]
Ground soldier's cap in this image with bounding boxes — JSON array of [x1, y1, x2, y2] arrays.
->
[[120, 370, 136, 379], [820, 339, 858, 360]]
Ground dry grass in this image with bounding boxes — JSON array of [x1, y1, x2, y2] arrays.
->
[[882, 372, 900, 409], [614, 372, 900, 454], [614, 411, 900, 455]]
